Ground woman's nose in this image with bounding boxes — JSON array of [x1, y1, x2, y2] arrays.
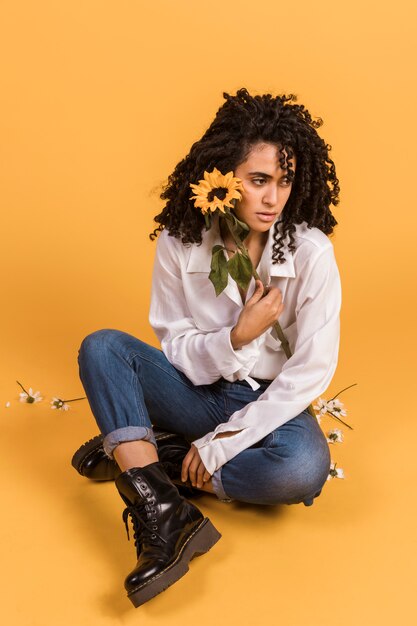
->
[[262, 185, 278, 206]]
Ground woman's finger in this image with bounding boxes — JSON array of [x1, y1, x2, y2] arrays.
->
[[181, 448, 194, 482], [196, 462, 206, 488], [188, 454, 201, 486]]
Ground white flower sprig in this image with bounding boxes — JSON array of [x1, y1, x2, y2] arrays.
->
[[50, 397, 70, 411], [15, 381, 86, 410], [330, 398, 347, 417], [326, 428, 343, 444], [327, 461, 345, 480], [50, 395, 86, 411], [313, 383, 356, 430], [314, 397, 333, 417], [17, 381, 43, 404], [314, 384, 356, 486]]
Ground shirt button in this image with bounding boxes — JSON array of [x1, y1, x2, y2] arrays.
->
[[288, 383, 295, 390]]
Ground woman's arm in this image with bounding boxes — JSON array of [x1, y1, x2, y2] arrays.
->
[[191, 244, 342, 475], [148, 229, 262, 385]]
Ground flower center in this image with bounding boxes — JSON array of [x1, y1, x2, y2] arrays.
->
[[207, 187, 228, 202]]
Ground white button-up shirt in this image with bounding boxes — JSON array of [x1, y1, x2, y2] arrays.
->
[[149, 212, 341, 475]]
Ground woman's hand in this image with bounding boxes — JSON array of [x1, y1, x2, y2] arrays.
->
[[231, 279, 284, 349], [181, 444, 211, 488]]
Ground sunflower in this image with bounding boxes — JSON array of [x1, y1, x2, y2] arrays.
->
[[189, 167, 244, 214]]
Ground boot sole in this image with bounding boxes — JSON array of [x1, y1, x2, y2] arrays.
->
[[127, 517, 222, 608], [71, 434, 106, 476]]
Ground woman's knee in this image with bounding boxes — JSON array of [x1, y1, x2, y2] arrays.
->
[[78, 328, 126, 365], [263, 427, 331, 505], [259, 456, 329, 506], [286, 443, 330, 503]]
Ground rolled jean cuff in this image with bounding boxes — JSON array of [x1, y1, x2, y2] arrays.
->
[[212, 467, 234, 503], [103, 426, 158, 459]]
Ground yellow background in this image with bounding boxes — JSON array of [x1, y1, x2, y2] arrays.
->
[[1, 1, 416, 624]]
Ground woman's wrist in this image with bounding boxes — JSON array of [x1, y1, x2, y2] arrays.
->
[[230, 326, 244, 350]]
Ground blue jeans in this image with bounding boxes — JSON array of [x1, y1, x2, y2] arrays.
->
[[77, 329, 331, 507]]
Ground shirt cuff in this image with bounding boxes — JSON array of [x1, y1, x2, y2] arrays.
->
[[192, 423, 247, 474], [192, 438, 228, 476], [220, 326, 261, 381]]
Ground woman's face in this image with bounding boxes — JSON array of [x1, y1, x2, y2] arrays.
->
[[233, 142, 296, 235]]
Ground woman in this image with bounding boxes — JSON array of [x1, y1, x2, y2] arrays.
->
[[72, 87, 341, 607]]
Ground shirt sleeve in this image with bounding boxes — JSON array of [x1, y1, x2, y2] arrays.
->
[[192, 244, 342, 475], [148, 229, 261, 386]]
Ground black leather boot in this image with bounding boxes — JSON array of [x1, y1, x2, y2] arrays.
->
[[116, 461, 221, 607], [71, 429, 200, 496], [71, 434, 120, 481]]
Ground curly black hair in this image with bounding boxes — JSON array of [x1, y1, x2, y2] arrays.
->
[[149, 87, 340, 264]]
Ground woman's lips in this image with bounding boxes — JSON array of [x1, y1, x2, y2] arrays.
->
[[256, 212, 277, 222]]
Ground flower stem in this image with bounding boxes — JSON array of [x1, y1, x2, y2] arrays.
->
[[327, 410, 353, 430], [223, 216, 316, 419], [328, 383, 357, 402], [16, 380, 29, 395]]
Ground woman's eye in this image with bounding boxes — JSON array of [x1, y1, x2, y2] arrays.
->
[[252, 178, 292, 187]]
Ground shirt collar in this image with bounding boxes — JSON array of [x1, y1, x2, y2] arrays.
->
[[186, 212, 295, 278]]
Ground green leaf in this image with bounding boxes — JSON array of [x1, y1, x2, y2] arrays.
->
[[227, 250, 253, 290], [209, 245, 229, 296], [234, 216, 250, 233], [225, 211, 250, 240]]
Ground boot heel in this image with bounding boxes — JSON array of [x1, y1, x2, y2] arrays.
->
[[71, 434, 103, 472], [184, 518, 222, 560]]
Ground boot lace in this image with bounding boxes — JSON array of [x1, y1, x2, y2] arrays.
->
[[122, 504, 168, 553]]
